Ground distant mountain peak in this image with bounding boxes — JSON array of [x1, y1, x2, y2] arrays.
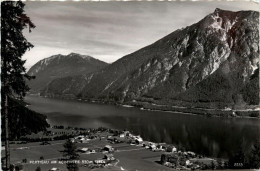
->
[[68, 52, 78, 56], [213, 8, 234, 14], [214, 8, 222, 13], [27, 53, 108, 92], [68, 52, 94, 60]]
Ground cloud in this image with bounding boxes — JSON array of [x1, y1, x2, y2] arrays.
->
[[22, 1, 258, 70]]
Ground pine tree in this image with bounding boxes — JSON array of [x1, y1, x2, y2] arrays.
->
[[248, 141, 260, 169], [62, 139, 80, 171], [1, 1, 35, 170], [35, 166, 41, 171]]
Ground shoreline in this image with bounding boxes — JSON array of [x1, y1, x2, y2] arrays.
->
[[139, 106, 260, 119], [29, 94, 260, 119]]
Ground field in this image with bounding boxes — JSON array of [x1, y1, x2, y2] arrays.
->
[[2, 137, 173, 171]]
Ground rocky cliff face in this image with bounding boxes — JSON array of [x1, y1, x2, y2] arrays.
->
[[43, 9, 259, 107], [27, 53, 108, 92]]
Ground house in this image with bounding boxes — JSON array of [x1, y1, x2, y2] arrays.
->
[[142, 142, 150, 148], [119, 133, 125, 138], [156, 144, 164, 150], [103, 145, 114, 152], [104, 154, 115, 161], [187, 151, 196, 157], [49, 168, 59, 171], [78, 147, 88, 153], [186, 160, 192, 166], [107, 136, 114, 142], [130, 140, 136, 145], [83, 149, 96, 154], [79, 138, 89, 143], [74, 135, 84, 139], [69, 138, 75, 143], [166, 146, 177, 153], [149, 144, 157, 150], [134, 136, 143, 144], [159, 143, 167, 150], [124, 131, 130, 137]]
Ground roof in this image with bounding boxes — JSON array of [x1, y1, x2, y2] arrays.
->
[[105, 145, 112, 148], [134, 136, 143, 141], [80, 148, 88, 151]]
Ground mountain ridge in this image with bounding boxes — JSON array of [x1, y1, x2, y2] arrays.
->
[[42, 8, 259, 109], [27, 53, 108, 92]]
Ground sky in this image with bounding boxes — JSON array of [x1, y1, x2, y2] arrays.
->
[[22, 1, 258, 70]]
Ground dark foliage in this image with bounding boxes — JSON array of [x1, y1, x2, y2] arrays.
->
[[228, 149, 246, 169], [228, 141, 260, 169], [1, 98, 49, 140], [35, 166, 41, 171], [1, 1, 49, 141], [248, 141, 260, 169], [1, 1, 35, 99], [241, 68, 259, 105], [61, 139, 80, 171]]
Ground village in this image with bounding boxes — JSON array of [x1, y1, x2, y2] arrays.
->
[[2, 126, 226, 171]]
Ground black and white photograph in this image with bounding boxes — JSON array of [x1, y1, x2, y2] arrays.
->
[[1, 0, 260, 171]]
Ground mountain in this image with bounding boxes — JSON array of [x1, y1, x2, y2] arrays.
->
[[27, 53, 108, 92], [42, 9, 259, 108]]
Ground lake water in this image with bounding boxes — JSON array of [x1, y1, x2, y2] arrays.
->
[[25, 95, 260, 158]]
